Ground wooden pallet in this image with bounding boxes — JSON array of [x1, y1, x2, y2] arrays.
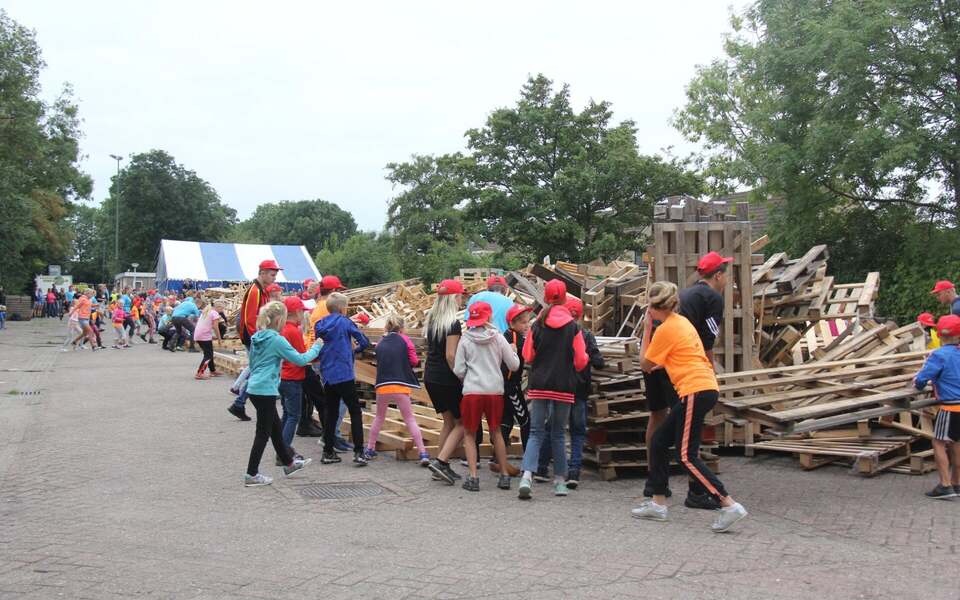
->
[[748, 436, 914, 475]]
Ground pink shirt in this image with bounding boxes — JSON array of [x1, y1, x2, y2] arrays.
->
[[193, 309, 220, 342]]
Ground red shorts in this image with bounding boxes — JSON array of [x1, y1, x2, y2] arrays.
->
[[460, 394, 504, 433]]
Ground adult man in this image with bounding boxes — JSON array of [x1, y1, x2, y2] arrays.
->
[[643, 251, 731, 511], [169, 293, 200, 352], [931, 280, 960, 316], [227, 259, 282, 421], [466, 275, 514, 333]]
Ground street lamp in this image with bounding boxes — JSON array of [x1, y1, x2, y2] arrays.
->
[[109, 154, 123, 274], [131, 262, 139, 289]]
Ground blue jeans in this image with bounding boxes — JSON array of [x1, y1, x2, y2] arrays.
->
[[538, 397, 587, 471], [522, 399, 571, 478], [278, 380, 303, 448]]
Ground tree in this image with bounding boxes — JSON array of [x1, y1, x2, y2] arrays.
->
[[66, 204, 109, 284], [99, 150, 237, 272], [0, 10, 91, 292], [235, 199, 357, 256], [314, 233, 401, 288]]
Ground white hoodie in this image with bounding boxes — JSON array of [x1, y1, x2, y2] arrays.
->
[[453, 325, 520, 395]]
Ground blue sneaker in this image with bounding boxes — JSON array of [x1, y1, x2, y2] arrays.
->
[[363, 448, 377, 460], [334, 439, 352, 453], [419, 452, 431, 466]]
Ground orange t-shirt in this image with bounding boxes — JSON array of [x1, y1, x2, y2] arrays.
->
[[76, 296, 92, 319], [645, 312, 719, 397], [304, 298, 330, 346]]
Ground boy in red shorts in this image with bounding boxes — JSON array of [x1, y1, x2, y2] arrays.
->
[[453, 301, 520, 491]]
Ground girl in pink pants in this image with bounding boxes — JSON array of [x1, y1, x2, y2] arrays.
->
[[366, 316, 430, 465]]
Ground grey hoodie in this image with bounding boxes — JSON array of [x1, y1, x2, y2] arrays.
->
[[454, 325, 520, 395]]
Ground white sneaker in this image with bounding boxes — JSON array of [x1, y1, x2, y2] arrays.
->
[[283, 457, 312, 477], [711, 502, 748, 532], [244, 473, 273, 487], [631, 500, 668, 521]]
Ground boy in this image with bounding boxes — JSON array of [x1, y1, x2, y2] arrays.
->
[[491, 304, 533, 488], [913, 314, 960, 499], [267, 283, 283, 302], [918, 312, 940, 350]]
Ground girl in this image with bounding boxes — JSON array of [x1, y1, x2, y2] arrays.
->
[[365, 315, 430, 466], [632, 282, 748, 532], [111, 302, 130, 349], [244, 301, 321, 487], [61, 299, 83, 352], [517, 279, 588, 499], [193, 298, 224, 379], [422, 279, 466, 483]]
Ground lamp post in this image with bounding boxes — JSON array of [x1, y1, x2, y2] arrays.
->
[[109, 154, 123, 275], [131, 262, 139, 290]]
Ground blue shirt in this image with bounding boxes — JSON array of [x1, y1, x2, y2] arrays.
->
[[314, 313, 370, 385], [121, 294, 132, 312], [172, 298, 200, 319], [466, 291, 514, 333], [65, 291, 75, 303], [952, 297, 960, 317], [915, 344, 960, 402]]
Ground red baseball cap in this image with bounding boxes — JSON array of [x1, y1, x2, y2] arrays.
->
[[506, 304, 533, 324], [930, 280, 955, 294], [466, 301, 493, 327], [917, 312, 936, 328], [283, 295, 305, 313], [259, 259, 283, 271], [486, 275, 508, 289], [437, 279, 465, 296], [266, 283, 282, 293], [544, 279, 567, 305], [564, 297, 584, 319], [353, 313, 370, 325], [321, 275, 345, 290], [697, 251, 734, 274], [937, 314, 960, 337], [302, 278, 315, 288]]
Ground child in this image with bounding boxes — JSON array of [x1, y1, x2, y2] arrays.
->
[[918, 312, 941, 350], [158, 307, 175, 350], [913, 314, 960, 499], [61, 300, 83, 351], [111, 303, 130, 349], [278, 296, 310, 462], [193, 298, 224, 379], [244, 301, 320, 487], [366, 315, 430, 466], [632, 281, 747, 532], [314, 292, 370, 466], [0, 303, 5, 330], [490, 304, 533, 486], [267, 283, 283, 302], [450, 301, 520, 492]]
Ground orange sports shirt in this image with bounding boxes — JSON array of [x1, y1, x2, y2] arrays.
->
[[645, 312, 719, 397]]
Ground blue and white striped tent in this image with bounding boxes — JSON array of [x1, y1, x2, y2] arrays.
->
[[155, 239, 321, 293]]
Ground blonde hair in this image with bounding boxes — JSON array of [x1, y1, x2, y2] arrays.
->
[[256, 301, 287, 332], [424, 294, 461, 342], [326, 292, 348, 314], [648, 281, 679, 312], [385, 315, 405, 333]]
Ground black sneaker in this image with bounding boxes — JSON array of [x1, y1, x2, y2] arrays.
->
[[497, 474, 511, 490], [428, 459, 456, 485], [353, 452, 368, 467], [533, 468, 550, 483], [462, 476, 480, 492], [925, 483, 957, 499], [566, 469, 580, 490], [684, 492, 722, 510], [320, 451, 341, 464], [643, 482, 672, 498], [955, 485, 960, 497], [227, 404, 251, 421]]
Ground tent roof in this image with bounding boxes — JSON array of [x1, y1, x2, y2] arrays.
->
[[156, 240, 320, 283]]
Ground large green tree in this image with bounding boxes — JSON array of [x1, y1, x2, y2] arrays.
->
[[0, 10, 91, 292], [66, 203, 109, 284], [234, 199, 357, 256], [314, 232, 401, 288], [99, 150, 236, 272]]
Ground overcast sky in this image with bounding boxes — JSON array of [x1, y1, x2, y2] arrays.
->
[[6, 1, 748, 231]]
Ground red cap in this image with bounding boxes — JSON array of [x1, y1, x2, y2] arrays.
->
[[917, 312, 936, 327], [259, 259, 282, 271], [697, 251, 734, 274], [486, 274, 508, 289], [283, 295, 305, 313], [266, 283, 282, 293], [321, 275, 344, 291], [564, 297, 584, 319], [937, 314, 960, 337], [930, 280, 955, 294], [506, 304, 533, 324], [544, 280, 567, 305], [466, 301, 493, 327], [302, 278, 315, 288], [353, 313, 370, 325], [437, 279, 465, 296]]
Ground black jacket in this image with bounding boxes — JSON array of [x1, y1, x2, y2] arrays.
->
[[576, 330, 605, 399]]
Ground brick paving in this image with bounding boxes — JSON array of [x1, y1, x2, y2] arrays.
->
[[0, 318, 958, 599]]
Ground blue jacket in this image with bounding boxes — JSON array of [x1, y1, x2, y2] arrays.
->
[[247, 328, 321, 396], [172, 298, 200, 318], [914, 344, 960, 405], [467, 291, 514, 333], [314, 313, 370, 385]]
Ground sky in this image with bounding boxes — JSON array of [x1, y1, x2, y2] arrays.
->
[[6, 1, 749, 231]]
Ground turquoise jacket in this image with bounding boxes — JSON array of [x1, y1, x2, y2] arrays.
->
[[247, 328, 321, 396]]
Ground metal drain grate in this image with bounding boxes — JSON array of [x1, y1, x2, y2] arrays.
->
[[298, 482, 392, 500]]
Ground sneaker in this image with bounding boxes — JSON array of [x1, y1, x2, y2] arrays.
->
[[211, 372, 224, 377], [428, 459, 456, 485], [711, 502, 748, 532], [554, 482, 569, 497], [244, 473, 273, 487], [518, 477, 532, 500], [533, 468, 550, 483], [227, 404, 251, 421], [462, 476, 480, 492], [362, 448, 377, 460], [60, 348, 70, 353], [195, 373, 210, 380], [334, 439, 352, 453], [925, 483, 957, 499], [955, 485, 960, 497], [566, 469, 580, 490], [460, 459, 469, 468], [229, 386, 240, 395], [643, 482, 672, 498], [353, 452, 368, 466], [297, 423, 324, 437], [419, 452, 431, 467], [631, 500, 668, 522], [497, 474, 511, 490], [320, 451, 341, 464], [685, 492, 722, 510], [139, 333, 147, 341], [148, 340, 157, 344], [283, 457, 312, 477], [275, 453, 305, 467]]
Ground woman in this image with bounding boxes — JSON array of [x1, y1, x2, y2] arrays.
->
[[632, 281, 748, 532]]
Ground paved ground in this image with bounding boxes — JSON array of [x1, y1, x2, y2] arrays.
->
[[0, 318, 958, 600]]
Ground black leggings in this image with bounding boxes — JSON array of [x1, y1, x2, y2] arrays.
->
[[197, 340, 215, 373], [247, 394, 293, 476], [301, 368, 326, 428], [500, 387, 530, 451], [647, 390, 727, 500], [322, 380, 363, 453]]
